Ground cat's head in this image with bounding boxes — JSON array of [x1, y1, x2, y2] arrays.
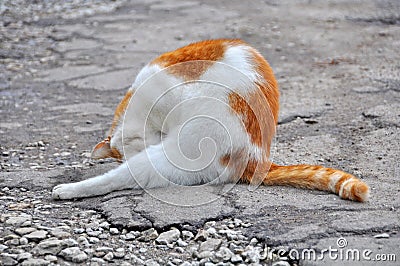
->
[[90, 91, 134, 162], [91, 135, 123, 161]]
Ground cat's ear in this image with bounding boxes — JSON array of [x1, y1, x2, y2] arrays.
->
[[91, 137, 112, 159]]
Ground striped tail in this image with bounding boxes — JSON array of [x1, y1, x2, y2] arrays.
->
[[264, 163, 370, 202]]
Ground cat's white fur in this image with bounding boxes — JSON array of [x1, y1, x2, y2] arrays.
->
[[52, 44, 269, 199]]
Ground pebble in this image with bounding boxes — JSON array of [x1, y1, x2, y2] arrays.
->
[[231, 254, 243, 263], [156, 228, 180, 245], [272, 261, 291, 266], [15, 227, 37, 236], [194, 229, 208, 241], [374, 233, 390, 238], [24, 230, 48, 241], [110, 227, 119, 234], [59, 247, 88, 263], [215, 246, 234, 261], [19, 237, 29, 245], [137, 228, 159, 242], [21, 258, 50, 266], [50, 228, 71, 239], [177, 239, 188, 247], [44, 255, 57, 262], [114, 247, 125, 258], [182, 230, 194, 241], [125, 232, 137, 241], [32, 239, 66, 255], [5, 215, 32, 226], [0, 244, 8, 252], [145, 259, 160, 266], [16, 252, 32, 261], [199, 238, 222, 252], [103, 251, 114, 261]]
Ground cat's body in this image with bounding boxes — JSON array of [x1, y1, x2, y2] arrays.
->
[[52, 39, 369, 202]]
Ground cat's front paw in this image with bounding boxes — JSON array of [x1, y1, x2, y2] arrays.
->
[[52, 183, 80, 200]]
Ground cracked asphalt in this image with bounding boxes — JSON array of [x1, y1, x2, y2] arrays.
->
[[1, 0, 399, 265]]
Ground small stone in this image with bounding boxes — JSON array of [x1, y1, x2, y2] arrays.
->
[[110, 227, 119, 234], [1, 255, 18, 266], [156, 228, 180, 245], [137, 228, 158, 242], [98, 233, 109, 239], [197, 251, 213, 259], [242, 246, 261, 263], [63, 238, 79, 247], [5, 238, 20, 246], [125, 233, 136, 241], [96, 247, 113, 252], [77, 236, 90, 247], [182, 230, 194, 241], [21, 258, 50, 266], [19, 237, 29, 245], [374, 233, 390, 238], [130, 254, 145, 264], [199, 238, 222, 252], [250, 237, 258, 246], [15, 227, 37, 236], [145, 259, 160, 266], [84, 248, 94, 255], [177, 239, 188, 247], [90, 258, 106, 265], [114, 247, 125, 258], [99, 221, 110, 229], [103, 252, 114, 261], [179, 262, 192, 266], [139, 247, 147, 253], [175, 247, 185, 253], [89, 237, 100, 243], [272, 261, 291, 266], [5, 215, 32, 226], [0, 244, 8, 252], [73, 228, 85, 234], [215, 247, 233, 261], [51, 228, 71, 239], [24, 230, 48, 241], [32, 239, 66, 255], [44, 255, 57, 262], [60, 247, 87, 263], [17, 252, 32, 261], [91, 257, 106, 264], [60, 151, 71, 157], [172, 258, 182, 264], [194, 229, 208, 241], [231, 254, 243, 263], [206, 227, 217, 236]]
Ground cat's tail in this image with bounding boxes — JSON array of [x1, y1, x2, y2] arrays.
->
[[263, 163, 370, 202]]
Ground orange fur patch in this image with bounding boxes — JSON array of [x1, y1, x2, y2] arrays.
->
[[220, 151, 271, 184], [227, 48, 279, 151], [110, 90, 133, 134], [152, 39, 244, 80], [250, 49, 280, 124]]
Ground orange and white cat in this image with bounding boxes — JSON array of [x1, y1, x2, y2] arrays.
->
[[52, 39, 369, 202]]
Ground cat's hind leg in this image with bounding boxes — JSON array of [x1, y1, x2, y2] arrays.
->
[[52, 126, 228, 199]]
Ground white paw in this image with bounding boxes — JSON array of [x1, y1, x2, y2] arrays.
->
[[52, 183, 80, 200]]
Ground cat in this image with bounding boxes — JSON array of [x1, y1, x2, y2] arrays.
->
[[52, 39, 370, 202]]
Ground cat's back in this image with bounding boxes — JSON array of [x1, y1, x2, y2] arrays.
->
[[134, 39, 273, 88], [130, 39, 279, 126]]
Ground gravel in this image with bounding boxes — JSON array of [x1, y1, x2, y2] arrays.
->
[[0, 185, 294, 265]]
